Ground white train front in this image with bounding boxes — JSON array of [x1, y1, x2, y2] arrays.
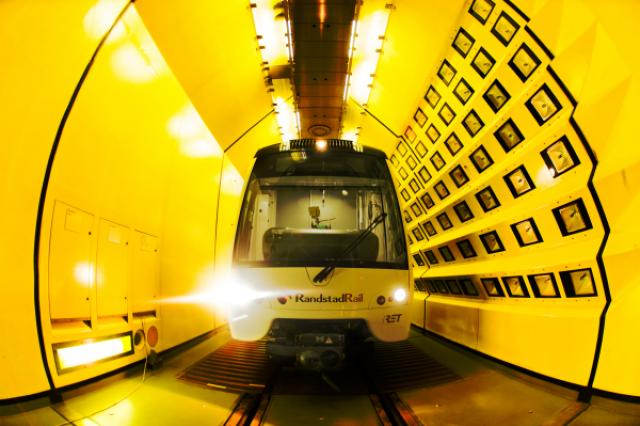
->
[[227, 139, 411, 369]]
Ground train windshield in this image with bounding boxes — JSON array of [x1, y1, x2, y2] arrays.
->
[[234, 149, 408, 269]]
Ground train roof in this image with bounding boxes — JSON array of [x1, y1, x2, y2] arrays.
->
[[255, 140, 387, 159]]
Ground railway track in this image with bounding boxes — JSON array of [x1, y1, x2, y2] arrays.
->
[[223, 390, 421, 426], [181, 339, 459, 425]]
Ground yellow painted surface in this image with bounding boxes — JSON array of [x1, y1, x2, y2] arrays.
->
[[32, 4, 228, 389], [528, 0, 640, 396], [426, 296, 479, 349], [130, 231, 160, 314], [360, 0, 467, 151], [135, 0, 280, 150], [2, 0, 640, 400], [48, 202, 95, 320], [391, 0, 635, 391], [0, 0, 116, 399]]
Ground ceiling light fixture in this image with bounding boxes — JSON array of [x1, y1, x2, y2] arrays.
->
[[250, 1, 300, 143], [341, 1, 394, 144]]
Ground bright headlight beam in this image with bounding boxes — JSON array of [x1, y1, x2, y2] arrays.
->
[[394, 288, 407, 302]]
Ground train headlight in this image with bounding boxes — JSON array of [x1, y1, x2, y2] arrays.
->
[[215, 282, 265, 308], [393, 288, 407, 303]]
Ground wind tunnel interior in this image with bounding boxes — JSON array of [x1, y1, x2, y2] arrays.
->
[[2, 0, 640, 420]]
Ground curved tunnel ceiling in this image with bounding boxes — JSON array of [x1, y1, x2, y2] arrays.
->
[[135, 0, 467, 158]]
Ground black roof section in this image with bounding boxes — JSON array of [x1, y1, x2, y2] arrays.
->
[[255, 139, 387, 159]]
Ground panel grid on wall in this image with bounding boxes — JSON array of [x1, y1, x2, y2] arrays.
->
[[392, 0, 606, 305]]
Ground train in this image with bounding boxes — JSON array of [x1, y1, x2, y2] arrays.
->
[[228, 139, 411, 369]]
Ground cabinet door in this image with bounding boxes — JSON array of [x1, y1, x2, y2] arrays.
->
[[49, 202, 94, 320], [96, 219, 130, 317], [131, 231, 159, 314]]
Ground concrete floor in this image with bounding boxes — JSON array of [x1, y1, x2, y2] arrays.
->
[[2, 328, 640, 425], [0, 330, 237, 426]]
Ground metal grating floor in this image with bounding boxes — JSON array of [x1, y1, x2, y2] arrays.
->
[[179, 339, 277, 394], [180, 338, 459, 394], [365, 340, 460, 393]]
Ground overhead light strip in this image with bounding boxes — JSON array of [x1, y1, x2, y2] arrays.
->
[[250, 1, 300, 142], [341, 1, 394, 142]]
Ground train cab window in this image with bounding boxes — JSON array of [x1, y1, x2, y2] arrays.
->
[[234, 148, 408, 269]]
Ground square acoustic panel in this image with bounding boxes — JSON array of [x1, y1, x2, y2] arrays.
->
[[409, 178, 421, 194], [491, 11, 520, 46], [463, 110, 484, 137], [541, 136, 580, 177], [418, 166, 432, 184], [439, 103, 456, 126], [459, 278, 479, 296], [526, 84, 562, 125], [481, 277, 505, 297], [403, 210, 412, 224], [471, 47, 495, 78], [438, 59, 457, 86], [414, 108, 427, 128], [424, 250, 438, 265], [479, 230, 505, 253], [446, 279, 463, 294], [445, 133, 463, 156], [435, 280, 449, 293], [560, 268, 596, 297], [511, 217, 543, 246], [528, 273, 560, 298], [425, 85, 441, 109], [415, 141, 428, 158], [504, 165, 535, 198], [422, 220, 437, 236], [449, 165, 469, 188], [552, 198, 593, 236], [454, 78, 474, 105], [453, 200, 474, 222], [406, 156, 418, 171], [468, 0, 495, 24], [502, 276, 530, 297], [397, 140, 408, 157], [439, 246, 455, 262], [398, 167, 408, 181], [421, 191, 435, 209], [404, 127, 416, 142], [475, 186, 500, 212], [456, 239, 477, 258], [410, 202, 423, 217], [437, 212, 453, 230], [495, 118, 525, 152], [469, 145, 493, 173], [430, 151, 445, 171], [412, 226, 425, 242], [427, 124, 441, 143], [509, 43, 542, 82], [483, 80, 511, 113], [434, 180, 450, 200], [452, 28, 475, 58]]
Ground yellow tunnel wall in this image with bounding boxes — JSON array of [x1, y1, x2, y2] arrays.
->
[[1, 0, 640, 401], [0, 0, 251, 398], [396, 0, 640, 397]]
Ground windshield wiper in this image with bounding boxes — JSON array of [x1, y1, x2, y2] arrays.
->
[[313, 212, 387, 283]]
